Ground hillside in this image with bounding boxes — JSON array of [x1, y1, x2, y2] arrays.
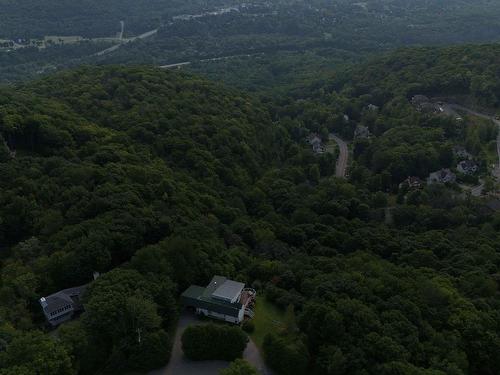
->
[[0, 55, 499, 375], [331, 44, 500, 108], [273, 44, 500, 187], [3, 0, 500, 86], [0, 67, 290, 373]]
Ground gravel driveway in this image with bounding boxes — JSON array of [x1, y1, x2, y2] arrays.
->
[[148, 312, 273, 375]]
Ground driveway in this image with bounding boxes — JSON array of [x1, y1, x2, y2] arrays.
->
[[148, 312, 272, 375]]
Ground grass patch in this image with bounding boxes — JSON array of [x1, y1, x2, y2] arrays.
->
[[325, 141, 337, 154], [250, 296, 285, 348]]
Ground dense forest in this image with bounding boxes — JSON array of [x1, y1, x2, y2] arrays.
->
[[3, 0, 500, 85], [0, 0, 229, 38], [0, 41, 499, 375]]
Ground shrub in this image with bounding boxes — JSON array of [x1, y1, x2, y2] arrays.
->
[[182, 324, 248, 361], [262, 333, 309, 375], [242, 320, 255, 333], [219, 359, 259, 375]]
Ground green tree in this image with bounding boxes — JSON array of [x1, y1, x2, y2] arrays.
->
[[0, 331, 74, 375], [220, 359, 259, 375], [182, 324, 248, 361]]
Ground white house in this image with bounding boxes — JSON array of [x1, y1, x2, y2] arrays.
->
[[181, 276, 256, 324]]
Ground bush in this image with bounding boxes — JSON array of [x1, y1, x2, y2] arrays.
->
[[220, 359, 259, 375], [262, 333, 309, 375], [242, 320, 255, 333], [182, 324, 248, 361]]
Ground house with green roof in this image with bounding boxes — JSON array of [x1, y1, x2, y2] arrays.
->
[[181, 276, 256, 324]]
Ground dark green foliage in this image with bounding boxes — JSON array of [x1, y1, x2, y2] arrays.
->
[[181, 324, 248, 361], [0, 47, 499, 375], [220, 359, 259, 375], [262, 333, 308, 375], [81, 268, 174, 372], [0, 66, 282, 373], [0, 331, 74, 375], [242, 320, 255, 334]]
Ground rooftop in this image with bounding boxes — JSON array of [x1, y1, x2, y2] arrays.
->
[[40, 285, 87, 314], [212, 279, 245, 303], [181, 276, 245, 317]]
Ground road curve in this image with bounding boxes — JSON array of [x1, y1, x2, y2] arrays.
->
[[329, 134, 348, 178]]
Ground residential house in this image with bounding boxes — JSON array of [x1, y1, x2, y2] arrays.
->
[[399, 176, 423, 190], [39, 285, 87, 327], [411, 95, 430, 107], [354, 125, 371, 139], [181, 276, 256, 324], [367, 104, 379, 111], [486, 199, 500, 213], [306, 133, 322, 145], [457, 160, 478, 175], [0, 40, 14, 49], [453, 146, 472, 160], [410, 95, 440, 113], [419, 102, 440, 114], [427, 169, 457, 185], [306, 133, 326, 154]]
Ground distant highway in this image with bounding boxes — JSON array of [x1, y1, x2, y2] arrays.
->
[[159, 53, 264, 70], [95, 28, 158, 56], [329, 134, 348, 178]]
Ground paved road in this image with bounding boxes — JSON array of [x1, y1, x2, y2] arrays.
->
[[329, 134, 348, 178], [95, 28, 158, 56], [159, 53, 264, 70], [148, 313, 272, 375], [119, 21, 125, 40], [159, 61, 192, 69]]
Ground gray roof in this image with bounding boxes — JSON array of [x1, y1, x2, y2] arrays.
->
[[486, 200, 500, 212], [458, 160, 477, 169], [212, 279, 244, 302], [181, 276, 244, 317], [41, 285, 87, 314]]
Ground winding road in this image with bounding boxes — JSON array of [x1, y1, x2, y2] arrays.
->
[[329, 134, 349, 178]]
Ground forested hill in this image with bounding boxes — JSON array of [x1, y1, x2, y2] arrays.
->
[[0, 65, 285, 264], [0, 62, 499, 375], [275, 44, 500, 188], [0, 66, 294, 373], [328, 44, 500, 108]]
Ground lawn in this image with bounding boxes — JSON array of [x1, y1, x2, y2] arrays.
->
[[250, 296, 285, 348], [325, 141, 337, 155]]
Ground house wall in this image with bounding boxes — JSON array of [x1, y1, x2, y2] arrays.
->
[[238, 307, 245, 322], [196, 308, 242, 324], [48, 311, 74, 326]]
